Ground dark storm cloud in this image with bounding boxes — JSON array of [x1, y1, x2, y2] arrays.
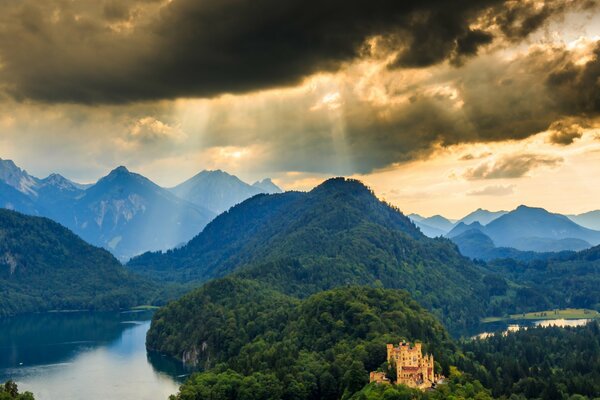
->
[[0, 0, 589, 103], [180, 37, 600, 175], [547, 120, 585, 145], [546, 42, 600, 115]]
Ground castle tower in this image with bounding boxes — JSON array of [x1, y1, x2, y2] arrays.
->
[[382, 341, 435, 390]]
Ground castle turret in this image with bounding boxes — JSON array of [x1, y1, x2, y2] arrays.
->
[[378, 341, 435, 390]]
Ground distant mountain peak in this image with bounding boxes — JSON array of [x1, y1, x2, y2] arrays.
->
[[110, 166, 130, 174], [0, 158, 38, 196], [39, 173, 82, 192], [172, 169, 281, 214], [252, 178, 282, 194]]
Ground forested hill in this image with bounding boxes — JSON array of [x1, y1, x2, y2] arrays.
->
[[148, 279, 459, 400], [0, 209, 155, 316], [130, 178, 490, 332]]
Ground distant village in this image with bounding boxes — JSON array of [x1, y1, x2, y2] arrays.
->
[[370, 341, 444, 390]]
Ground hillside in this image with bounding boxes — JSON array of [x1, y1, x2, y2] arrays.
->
[[568, 210, 600, 231], [149, 280, 457, 400], [450, 229, 573, 262], [486, 244, 600, 312], [0, 181, 39, 216], [130, 178, 489, 332], [0, 209, 155, 316], [459, 322, 600, 398]]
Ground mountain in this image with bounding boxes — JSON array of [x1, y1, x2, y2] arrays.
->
[[446, 221, 485, 238], [130, 177, 490, 332], [170, 170, 282, 215], [568, 210, 600, 231], [0, 161, 216, 260], [450, 229, 568, 262], [0, 159, 83, 201], [408, 214, 454, 237], [66, 166, 215, 260], [450, 229, 496, 257], [0, 180, 40, 215], [457, 208, 507, 225], [485, 205, 600, 251], [446, 206, 600, 253], [412, 220, 447, 237], [0, 209, 155, 316], [0, 159, 38, 197], [252, 178, 282, 194]]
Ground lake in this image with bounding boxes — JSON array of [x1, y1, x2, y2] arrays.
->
[[0, 310, 189, 400], [473, 318, 594, 339]]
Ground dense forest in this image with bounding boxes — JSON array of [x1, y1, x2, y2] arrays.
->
[[0, 382, 34, 400], [0, 209, 157, 316], [132, 178, 492, 333], [154, 280, 600, 400], [132, 178, 600, 336], [481, 245, 600, 316], [459, 322, 600, 399], [149, 281, 472, 400]]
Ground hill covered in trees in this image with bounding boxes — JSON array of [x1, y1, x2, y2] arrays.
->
[[484, 245, 600, 313], [149, 281, 465, 400], [0, 209, 155, 316], [0, 381, 34, 400], [131, 178, 491, 332], [458, 322, 600, 399]]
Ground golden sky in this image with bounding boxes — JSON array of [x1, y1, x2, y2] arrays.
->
[[1, 0, 600, 218]]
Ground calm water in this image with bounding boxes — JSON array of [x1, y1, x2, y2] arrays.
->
[[0, 310, 189, 400], [473, 318, 593, 339]]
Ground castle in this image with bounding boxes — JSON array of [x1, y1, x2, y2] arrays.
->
[[370, 341, 438, 390]]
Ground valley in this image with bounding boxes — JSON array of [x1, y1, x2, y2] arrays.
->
[[3, 2, 600, 399], [1, 169, 600, 399]]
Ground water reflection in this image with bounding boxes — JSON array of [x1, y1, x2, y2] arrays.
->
[[0, 311, 189, 400], [473, 318, 593, 340]]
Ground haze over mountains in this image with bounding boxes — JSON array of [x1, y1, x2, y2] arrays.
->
[[170, 169, 281, 215], [3, 156, 600, 263], [0, 158, 281, 260], [410, 205, 600, 255]]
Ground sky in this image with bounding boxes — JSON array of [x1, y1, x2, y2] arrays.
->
[[1, 0, 600, 218]]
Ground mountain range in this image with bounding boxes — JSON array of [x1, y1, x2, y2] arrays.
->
[[410, 205, 600, 254], [129, 177, 490, 332], [0, 158, 281, 260], [446, 205, 600, 253]]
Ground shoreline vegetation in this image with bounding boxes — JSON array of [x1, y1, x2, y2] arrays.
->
[[481, 308, 600, 323]]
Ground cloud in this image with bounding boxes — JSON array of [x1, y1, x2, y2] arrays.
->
[[0, 0, 590, 103], [460, 152, 493, 160], [2, 15, 600, 178], [464, 153, 563, 179], [547, 119, 585, 145], [129, 117, 186, 143], [545, 41, 600, 115], [467, 184, 515, 196]]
